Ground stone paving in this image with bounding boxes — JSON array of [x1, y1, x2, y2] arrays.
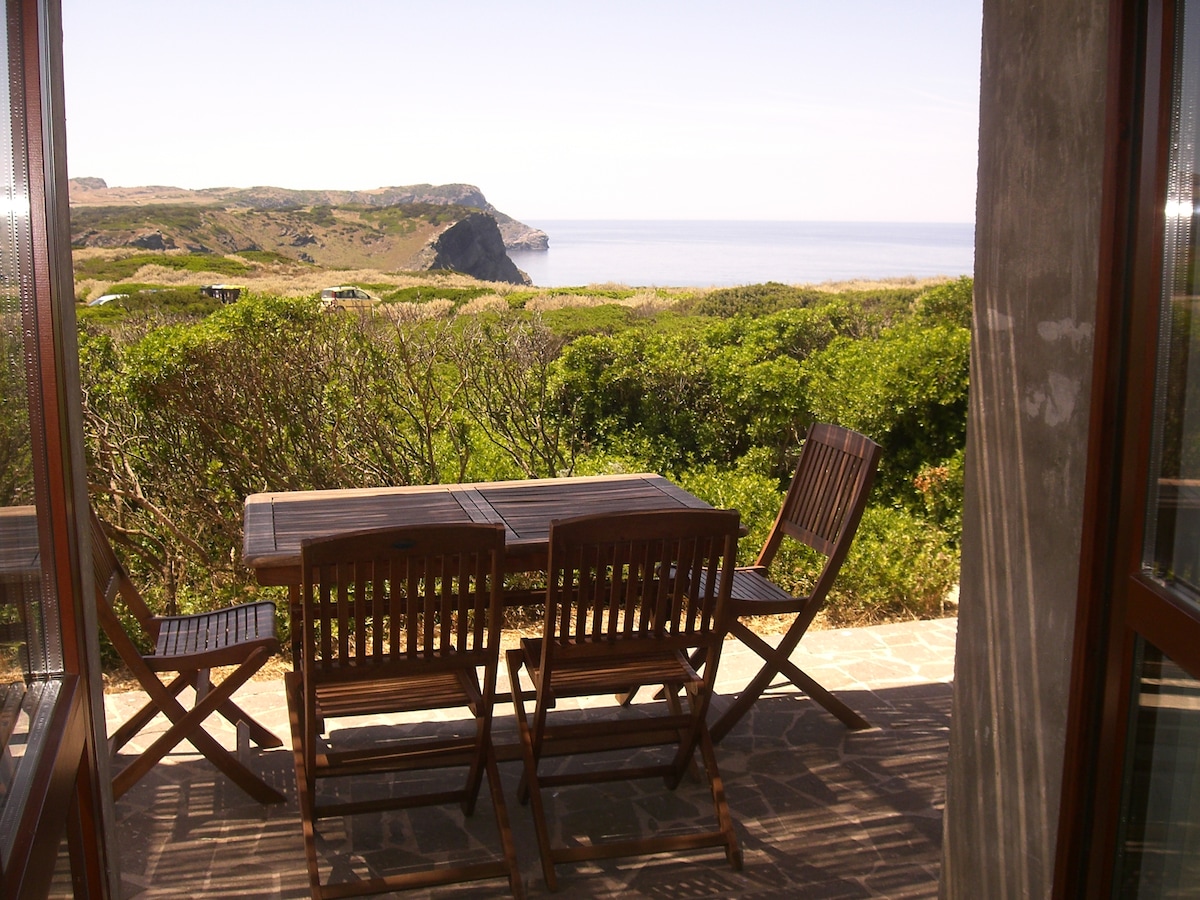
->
[[105, 617, 957, 899]]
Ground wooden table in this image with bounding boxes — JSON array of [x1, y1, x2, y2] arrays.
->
[[244, 472, 713, 587], [243, 474, 720, 752]]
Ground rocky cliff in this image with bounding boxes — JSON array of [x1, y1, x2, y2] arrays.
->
[[68, 179, 549, 251], [68, 179, 537, 285], [413, 213, 530, 284]]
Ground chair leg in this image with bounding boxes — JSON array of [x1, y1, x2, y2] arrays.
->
[[711, 619, 869, 743], [113, 671, 282, 753], [113, 647, 285, 803], [661, 683, 703, 788], [214, 695, 284, 748], [107, 671, 191, 752], [772, 653, 870, 731], [285, 672, 323, 897], [460, 714, 489, 816], [506, 649, 557, 891], [696, 723, 743, 870], [485, 740, 525, 900]]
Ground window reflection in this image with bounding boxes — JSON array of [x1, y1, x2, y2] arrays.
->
[[1145, 1, 1200, 606], [0, 6, 45, 832], [1115, 641, 1200, 896]]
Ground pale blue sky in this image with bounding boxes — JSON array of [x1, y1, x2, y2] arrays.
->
[[61, 1, 982, 222]]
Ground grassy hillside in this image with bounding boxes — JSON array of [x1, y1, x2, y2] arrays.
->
[[70, 202, 463, 271]]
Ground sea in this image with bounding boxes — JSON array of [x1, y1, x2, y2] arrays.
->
[[506, 220, 975, 289]]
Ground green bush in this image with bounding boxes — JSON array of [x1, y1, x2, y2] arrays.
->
[[381, 285, 491, 306], [801, 318, 970, 505], [78, 277, 972, 653], [689, 282, 824, 318], [760, 505, 959, 626], [236, 250, 295, 265], [77, 287, 224, 326], [821, 506, 960, 624], [680, 464, 958, 623], [539, 303, 635, 338], [72, 252, 250, 281], [916, 275, 973, 328]]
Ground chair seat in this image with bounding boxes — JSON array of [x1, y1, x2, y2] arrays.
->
[[519, 637, 702, 700], [313, 670, 481, 719], [727, 568, 808, 612], [90, 511, 284, 804], [509, 509, 743, 891], [147, 600, 278, 670], [291, 523, 522, 898], [705, 423, 881, 742]]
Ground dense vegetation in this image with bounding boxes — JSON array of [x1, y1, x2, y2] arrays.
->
[[77, 276, 971, 655]]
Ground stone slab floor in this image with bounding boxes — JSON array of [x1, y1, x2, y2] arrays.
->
[[100, 617, 957, 899]]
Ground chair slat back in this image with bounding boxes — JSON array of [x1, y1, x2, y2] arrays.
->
[[89, 511, 160, 644], [756, 423, 881, 587], [300, 523, 506, 679], [543, 509, 740, 664]]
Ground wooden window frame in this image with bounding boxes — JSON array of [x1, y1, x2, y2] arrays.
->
[[0, 0, 112, 895], [1056, 0, 1200, 893]]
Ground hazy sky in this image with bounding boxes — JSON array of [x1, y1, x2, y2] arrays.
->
[[61, 1, 982, 223]]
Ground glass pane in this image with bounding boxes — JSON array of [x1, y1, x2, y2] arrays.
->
[[1115, 640, 1200, 897], [0, 0, 38, 684], [1145, 0, 1200, 610], [0, 1, 65, 846]]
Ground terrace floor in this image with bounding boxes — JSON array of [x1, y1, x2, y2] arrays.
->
[[103, 617, 957, 899]]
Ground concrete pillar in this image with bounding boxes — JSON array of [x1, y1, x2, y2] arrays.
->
[[941, 0, 1110, 896]]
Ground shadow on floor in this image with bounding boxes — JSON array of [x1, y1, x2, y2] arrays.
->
[[114, 679, 951, 899]]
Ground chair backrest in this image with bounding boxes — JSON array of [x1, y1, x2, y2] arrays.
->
[[541, 508, 741, 673], [755, 423, 881, 597], [299, 523, 506, 684], [89, 510, 161, 647]]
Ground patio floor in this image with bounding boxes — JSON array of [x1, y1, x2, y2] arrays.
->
[[104, 617, 957, 899]]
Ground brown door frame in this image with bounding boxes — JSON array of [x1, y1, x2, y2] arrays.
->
[[1055, 0, 1200, 893]]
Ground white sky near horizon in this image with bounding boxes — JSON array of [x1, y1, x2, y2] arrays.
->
[[60, 1, 983, 223]]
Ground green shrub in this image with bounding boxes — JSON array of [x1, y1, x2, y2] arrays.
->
[[916, 275, 973, 328], [801, 318, 970, 505], [680, 464, 958, 623], [540, 303, 635, 338], [820, 506, 960, 624], [678, 463, 785, 566], [77, 287, 223, 324], [73, 252, 250, 281], [381, 285, 491, 306], [236, 250, 295, 265], [762, 505, 959, 625], [690, 282, 824, 318]]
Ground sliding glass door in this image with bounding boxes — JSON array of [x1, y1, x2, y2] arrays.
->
[[1060, 0, 1200, 894], [0, 0, 112, 895]]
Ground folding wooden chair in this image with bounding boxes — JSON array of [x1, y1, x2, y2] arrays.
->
[[89, 511, 284, 803], [506, 508, 743, 891], [709, 422, 881, 743], [286, 523, 522, 899]]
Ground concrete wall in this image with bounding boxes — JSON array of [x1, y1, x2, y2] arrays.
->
[[941, 1, 1110, 896]]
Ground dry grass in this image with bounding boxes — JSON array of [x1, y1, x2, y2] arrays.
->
[[74, 245, 958, 306], [380, 299, 455, 322], [524, 288, 681, 314], [811, 275, 951, 292]]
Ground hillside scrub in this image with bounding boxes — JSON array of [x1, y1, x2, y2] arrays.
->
[[79, 276, 971, 649]]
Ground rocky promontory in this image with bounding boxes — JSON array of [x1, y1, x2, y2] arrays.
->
[[412, 213, 530, 284], [68, 178, 541, 285], [68, 179, 548, 252]]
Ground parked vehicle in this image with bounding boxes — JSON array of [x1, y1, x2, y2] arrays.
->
[[319, 286, 377, 312], [200, 284, 245, 303]]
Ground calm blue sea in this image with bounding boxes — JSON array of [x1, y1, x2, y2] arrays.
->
[[507, 220, 975, 289]]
